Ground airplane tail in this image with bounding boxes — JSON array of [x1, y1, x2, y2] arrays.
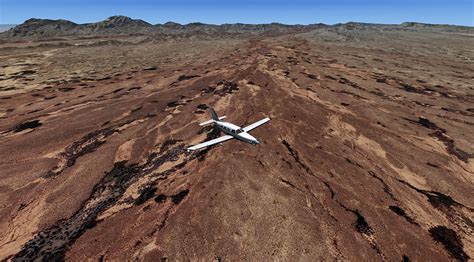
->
[[209, 107, 219, 121], [199, 108, 226, 126]]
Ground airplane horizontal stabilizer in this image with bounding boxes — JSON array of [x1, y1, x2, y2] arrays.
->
[[198, 116, 226, 126]]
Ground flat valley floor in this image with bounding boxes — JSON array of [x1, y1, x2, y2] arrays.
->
[[0, 29, 473, 261]]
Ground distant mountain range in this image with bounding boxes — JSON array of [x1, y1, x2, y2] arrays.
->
[[1, 16, 472, 38]]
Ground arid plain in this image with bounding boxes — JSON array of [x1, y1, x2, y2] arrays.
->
[[0, 17, 473, 261]]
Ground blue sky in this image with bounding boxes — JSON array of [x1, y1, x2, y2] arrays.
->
[[0, 0, 472, 26]]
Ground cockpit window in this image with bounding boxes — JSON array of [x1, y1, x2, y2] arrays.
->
[[236, 128, 244, 133]]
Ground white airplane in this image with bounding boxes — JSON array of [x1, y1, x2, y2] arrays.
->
[[187, 108, 270, 151]]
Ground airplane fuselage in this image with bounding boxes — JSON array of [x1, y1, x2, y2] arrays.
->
[[215, 121, 259, 145], [187, 107, 270, 151]]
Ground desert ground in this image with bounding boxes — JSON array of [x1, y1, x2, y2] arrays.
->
[[0, 18, 473, 261]]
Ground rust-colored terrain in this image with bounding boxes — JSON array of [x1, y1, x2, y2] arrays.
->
[[0, 18, 473, 261]]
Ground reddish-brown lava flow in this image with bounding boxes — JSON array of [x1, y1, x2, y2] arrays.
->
[[0, 29, 473, 261]]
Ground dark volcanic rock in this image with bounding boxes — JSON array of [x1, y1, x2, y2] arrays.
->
[[135, 186, 157, 205], [429, 226, 469, 262], [354, 210, 373, 235], [177, 74, 199, 82], [389, 205, 418, 225], [154, 194, 167, 203], [214, 80, 239, 96], [171, 189, 189, 204], [11, 120, 42, 133], [196, 104, 209, 110]]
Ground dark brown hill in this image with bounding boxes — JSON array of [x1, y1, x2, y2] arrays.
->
[[2, 16, 472, 39]]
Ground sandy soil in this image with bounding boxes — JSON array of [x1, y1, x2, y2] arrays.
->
[[0, 29, 473, 261]]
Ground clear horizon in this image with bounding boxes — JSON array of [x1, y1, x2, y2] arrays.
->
[[1, 0, 473, 26]]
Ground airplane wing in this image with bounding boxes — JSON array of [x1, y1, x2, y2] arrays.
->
[[242, 117, 270, 132], [187, 135, 234, 151]]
